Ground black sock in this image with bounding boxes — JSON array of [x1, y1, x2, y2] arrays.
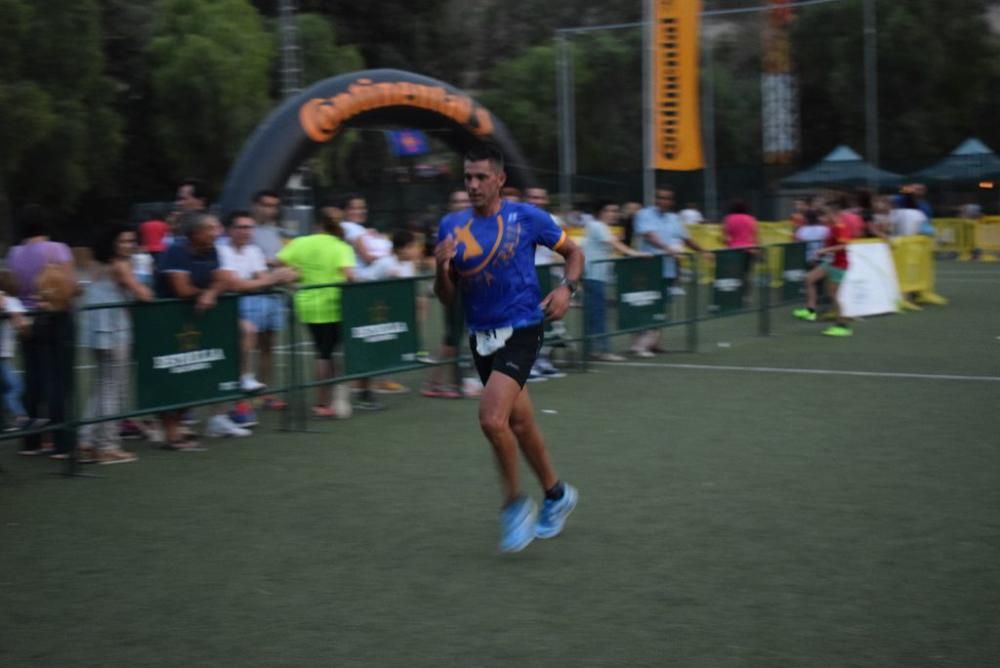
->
[[807, 307, 815, 314], [545, 481, 565, 501]]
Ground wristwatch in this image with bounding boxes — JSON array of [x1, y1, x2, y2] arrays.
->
[[559, 277, 579, 296]]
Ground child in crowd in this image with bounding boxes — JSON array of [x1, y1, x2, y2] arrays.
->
[[0, 273, 29, 431]]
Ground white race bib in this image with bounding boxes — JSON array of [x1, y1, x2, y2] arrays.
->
[[474, 327, 514, 356]]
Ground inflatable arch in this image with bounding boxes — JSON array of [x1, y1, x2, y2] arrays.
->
[[219, 69, 533, 214]]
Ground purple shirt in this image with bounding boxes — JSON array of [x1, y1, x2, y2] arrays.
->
[[6, 240, 73, 310]]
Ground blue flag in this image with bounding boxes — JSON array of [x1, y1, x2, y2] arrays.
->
[[386, 129, 430, 157]]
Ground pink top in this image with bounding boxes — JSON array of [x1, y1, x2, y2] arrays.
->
[[722, 213, 758, 248]]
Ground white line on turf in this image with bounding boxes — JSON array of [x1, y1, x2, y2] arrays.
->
[[591, 361, 1000, 382]]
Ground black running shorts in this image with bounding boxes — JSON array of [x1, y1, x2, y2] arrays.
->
[[470, 324, 544, 388]]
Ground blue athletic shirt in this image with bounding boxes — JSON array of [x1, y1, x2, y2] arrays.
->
[[437, 201, 567, 332]]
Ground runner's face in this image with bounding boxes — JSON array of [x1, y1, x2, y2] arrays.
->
[[464, 159, 505, 210]]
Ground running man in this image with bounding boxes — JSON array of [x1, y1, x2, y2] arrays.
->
[[434, 143, 584, 553]]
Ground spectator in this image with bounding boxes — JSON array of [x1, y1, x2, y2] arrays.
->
[[340, 195, 391, 276], [911, 183, 935, 235], [422, 190, 479, 399], [0, 272, 28, 431], [138, 208, 171, 260], [584, 201, 645, 362], [794, 209, 829, 267], [633, 187, 711, 356], [789, 198, 810, 229], [251, 190, 286, 265], [872, 196, 894, 237], [721, 199, 760, 305], [501, 186, 522, 202], [156, 210, 247, 444], [621, 201, 643, 248], [217, 211, 297, 395], [525, 187, 567, 381], [277, 207, 356, 418], [678, 202, 705, 227], [7, 205, 78, 458], [854, 189, 887, 240], [78, 224, 153, 465], [176, 178, 210, 213], [889, 193, 928, 237]]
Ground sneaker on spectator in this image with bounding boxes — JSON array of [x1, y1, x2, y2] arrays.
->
[[331, 384, 353, 419], [262, 395, 287, 411], [535, 357, 566, 378], [240, 374, 266, 393], [461, 377, 484, 397], [373, 380, 409, 394], [355, 390, 384, 411], [591, 352, 626, 362], [527, 366, 548, 383], [97, 448, 138, 465], [312, 405, 336, 419], [119, 420, 144, 440], [205, 414, 251, 438], [229, 400, 258, 427], [630, 348, 655, 358]]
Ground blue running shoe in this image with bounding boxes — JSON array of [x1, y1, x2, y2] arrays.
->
[[535, 483, 578, 539], [499, 496, 537, 553]]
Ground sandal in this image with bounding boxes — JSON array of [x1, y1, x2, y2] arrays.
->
[[98, 448, 138, 465], [161, 437, 204, 452]]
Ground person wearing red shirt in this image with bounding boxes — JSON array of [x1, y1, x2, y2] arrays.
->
[[793, 207, 853, 337]]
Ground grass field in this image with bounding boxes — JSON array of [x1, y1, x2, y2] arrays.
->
[[2, 262, 998, 667]]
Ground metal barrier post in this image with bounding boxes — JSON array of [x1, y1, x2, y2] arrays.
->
[[758, 247, 771, 336], [686, 253, 699, 352]]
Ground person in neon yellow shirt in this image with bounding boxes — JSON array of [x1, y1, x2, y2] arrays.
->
[[277, 207, 356, 417]]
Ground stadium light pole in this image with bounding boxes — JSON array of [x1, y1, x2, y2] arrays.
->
[[556, 32, 576, 211], [863, 0, 879, 191]]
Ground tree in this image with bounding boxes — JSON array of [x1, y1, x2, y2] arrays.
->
[[295, 13, 364, 87], [0, 0, 122, 238], [792, 0, 1000, 168], [148, 0, 274, 191]]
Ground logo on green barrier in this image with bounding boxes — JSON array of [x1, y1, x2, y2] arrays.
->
[[621, 290, 663, 307], [351, 300, 410, 344], [783, 269, 805, 282], [152, 323, 227, 375], [713, 278, 743, 292]]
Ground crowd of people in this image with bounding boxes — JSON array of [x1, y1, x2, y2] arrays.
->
[[0, 173, 944, 466]]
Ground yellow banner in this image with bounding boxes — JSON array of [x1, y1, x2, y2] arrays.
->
[[651, 0, 704, 171]]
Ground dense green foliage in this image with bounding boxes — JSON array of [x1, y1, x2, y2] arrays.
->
[[1, 0, 998, 233]]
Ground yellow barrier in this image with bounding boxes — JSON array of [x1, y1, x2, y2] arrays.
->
[[973, 220, 1000, 261], [891, 235, 947, 309], [932, 218, 975, 260]]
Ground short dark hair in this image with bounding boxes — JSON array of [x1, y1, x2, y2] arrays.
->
[[179, 178, 210, 205], [253, 189, 280, 203], [594, 200, 617, 216], [464, 142, 505, 172], [391, 229, 415, 252], [318, 207, 345, 238], [93, 223, 134, 264], [225, 210, 253, 228], [179, 211, 214, 238]]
